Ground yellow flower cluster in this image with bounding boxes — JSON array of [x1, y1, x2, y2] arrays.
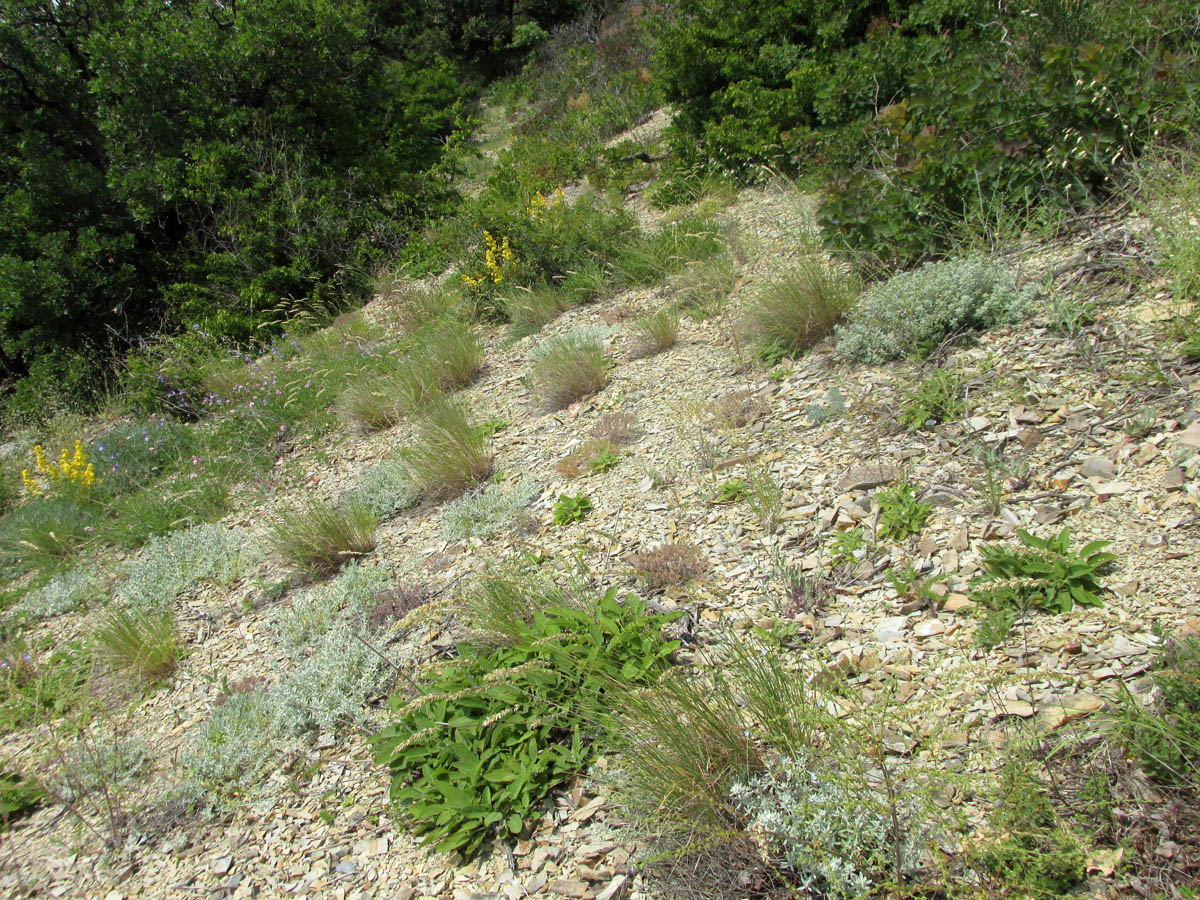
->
[[21, 440, 98, 498], [460, 230, 515, 288], [526, 186, 566, 220]]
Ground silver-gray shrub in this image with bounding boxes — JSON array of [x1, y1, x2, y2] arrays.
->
[[345, 457, 419, 519], [439, 483, 539, 542], [118, 524, 255, 609], [184, 690, 278, 797], [56, 737, 151, 802], [835, 257, 1035, 363], [270, 623, 387, 736], [274, 561, 393, 658], [18, 567, 100, 619], [730, 750, 926, 899]]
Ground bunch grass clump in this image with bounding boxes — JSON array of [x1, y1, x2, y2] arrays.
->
[[0, 498, 90, 573], [744, 257, 857, 363], [836, 256, 1035, 363], [266, 500, 378, 581], [628, 307, 681, 358], [528, 328, 611, 409], [96, 605, 179, 683], [612, 217, 725, 288], [501, 284, 573, 338], [1112, 632, 1200, 787], [402, 398, 493, 500], [670, 251, 737, 318]]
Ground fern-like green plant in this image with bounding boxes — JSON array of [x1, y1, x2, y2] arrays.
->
[[971, 528, 1114, 613]]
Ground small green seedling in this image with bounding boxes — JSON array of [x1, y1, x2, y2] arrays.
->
[[715, 479, 748, 503], [875, 482, 931, 541], [588, 446, 620, 474], [552, 494, 592, 526]]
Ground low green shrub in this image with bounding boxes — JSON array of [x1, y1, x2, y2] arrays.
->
[[266, 501, 377, 581], [0, 634, 91, 732], [401, 399, 494, 501], [0, 765, 43, 828], [371, 588, 680, 857], [970, 754, 1087, 897], [440, 484, 539, 542], [92, 472, 232, 549], [743, 258, 856, 363], [875, 482, 930, 542], [528, 328, 610, 409], [715, 479, 748, 503], [836, 257, 1034, 363]]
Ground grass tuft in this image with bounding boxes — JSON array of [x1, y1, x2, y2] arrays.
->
[[267, 500, 378, 580], [402, 398, 493, 501], [528, 328, 611, 409], [628, 307, 681, 358], [743, 257, 856, 363], [96, 605, 179, 683]]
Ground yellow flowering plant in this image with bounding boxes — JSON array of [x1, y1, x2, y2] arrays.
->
[[21, 440, 100, 501], [460, 230, 517, 294]]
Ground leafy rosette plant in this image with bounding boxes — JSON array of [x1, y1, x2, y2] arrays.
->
[[972, 527, 1114, 613], [371, 588, 680, 857]]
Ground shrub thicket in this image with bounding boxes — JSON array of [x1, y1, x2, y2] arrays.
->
[[656, 0, 1200, 265]]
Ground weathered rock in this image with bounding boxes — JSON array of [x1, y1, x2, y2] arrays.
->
[[873, 617, 909, 643], [1081, 456, 1117, 479], [914, 620, 946, 638], [837, 464, 901, 492]]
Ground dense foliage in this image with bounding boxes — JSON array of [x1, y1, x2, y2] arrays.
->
[[656, 0, 1200, 264], [0, 0, 595, 419]]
